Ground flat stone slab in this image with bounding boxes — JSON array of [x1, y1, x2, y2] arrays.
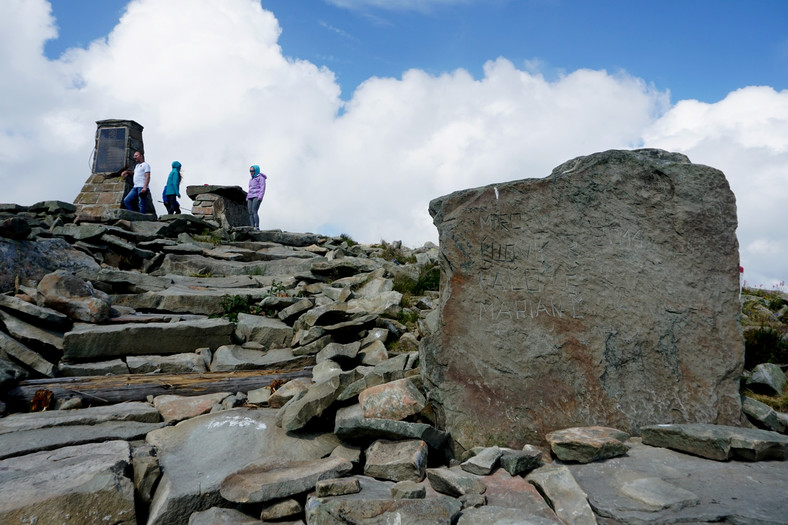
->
[[153, 392, 230, 423], [220, 456, 353, 503], [546, 426, 631, 463], [145, 408, 338, 525], [0, 401, 161, 435], [567, 438, 788, 524], [641, 423, 788, 461], [0, 420, 166, 460], [0, 440, 136, 525], [335, 403, 450, 450], [210, 346, 316, 372], [63, 318, 234, 360]]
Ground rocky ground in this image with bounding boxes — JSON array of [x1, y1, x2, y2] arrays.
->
[[0, 201, 786, 525]]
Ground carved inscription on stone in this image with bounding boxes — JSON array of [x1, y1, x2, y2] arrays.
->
[[475, 210, 585, 323]]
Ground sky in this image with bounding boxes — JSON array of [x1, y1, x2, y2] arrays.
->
[[1, 0, 787, 289]]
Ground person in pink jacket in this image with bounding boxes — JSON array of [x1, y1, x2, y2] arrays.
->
[[246, 164, 267, 230]]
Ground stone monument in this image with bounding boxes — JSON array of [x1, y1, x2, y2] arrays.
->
[[422, 149, 744, 452], [74, 119, 156, 220]]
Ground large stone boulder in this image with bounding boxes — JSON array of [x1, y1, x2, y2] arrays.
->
[[423, 149, 744, 451], [0, 238, 100, 293]]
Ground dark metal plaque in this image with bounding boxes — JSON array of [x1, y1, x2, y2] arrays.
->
[[94, 127, 127, 173]]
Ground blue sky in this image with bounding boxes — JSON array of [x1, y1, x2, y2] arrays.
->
[[3, 0, 788, 288], [47, 0, 787, 104]]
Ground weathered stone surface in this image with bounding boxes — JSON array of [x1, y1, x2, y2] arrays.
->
[[188, 507, 262, 525], [481, 468, 562, 523], [0, 330, 58, 377], [316, 341, 360, 364], [0, 309, 64, 353], [359, 377, 426, 421], [153, 392, 230, 423], [128, 352, 207, 374], [259, 497, 303, 520], [63, 317, 234, 360], [426, 466, 487, 497], [306, 475, 462, 525], [546, 426, 631, 463], [220, 456, 353, 503], [364, 439, 428, 482], [526, 464, 597, 525], [746, 362, 787, 395], [269, 377, 312, 408], [235, 312, 294, 348], [279, 371, 361, 432], [499, 445, 543, 476], [457, 506, 561, 525], [37, 269, 112, 323], [334, 403, 450, 450], [742, 395, 787, 433], [0, 440, 136, 525], [0, 216, 31, 240], [146, 408, 338, 525], [316, 476, 361, 497], [132, 442, 161, 505], [567, 438, 788, 524], [0, 237, 99, 293], [423, 149, 743, 449], [0, 292, 73, 331], [640, 423, 788, 461], [0, 420, 165, 460], [0, 400, 160, 435], [460, 445, 502, 475], [59, 357, 130, 376], [210, 345, 315, 372], [391, 480, 426, 499]]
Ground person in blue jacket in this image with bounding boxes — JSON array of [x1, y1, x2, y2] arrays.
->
[[163, 161, 182, 214], [247, 165, 267, 229]]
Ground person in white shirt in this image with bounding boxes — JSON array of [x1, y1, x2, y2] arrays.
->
[[122, 150, 151, 213]]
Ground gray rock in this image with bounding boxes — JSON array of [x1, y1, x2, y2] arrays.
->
[[500, 446, 543, 476], [526, 464, 597, 525], [0, 356, 28, 389], [62, 317, 234, 360], [0, 237, 99, 294], [316, 341, 361, 364], [641, 423, 788, 461], [132, 442, 161, 504], [746, 362, 787, 395], [0, 292, 72, 331], [742, 395, 787, 433], [153, 392, 231, 423], [426, 466, 487, 497], [311, 257, 382, 279], [316, 476, 361, 497], [391, 480, 426, 499], [358, 376, 426, 421], [188, 507, 262, 525], [545, 426, 631, 463], [210, 345, 315, 372], [0, 420, 165, 460], [269, 377, 312, 408], [481, 469, 563, 523], [0, 440, 136, 525], [36, 269, 112, 323], [0, 401, 161, 435], [567, 438, 788, 525], [59, 358, 130, 376], [145, 408, 338, 525], [461, 445, 502, 475], [0, 309, 64, 353], [457, 506, 562, 525], [364, 439, 428, 482], [423, 149, 743, 450], [311, 359, 344, 383], [235, 312, 293, 348], [127, 353, 207, 374], [220, 456, 353, 503], [306, 475, 462, 524], [0, 330, 58, 377], [259, 497, 303, 520], [279, 370, 361, 432], [334, 403, 450, 450]]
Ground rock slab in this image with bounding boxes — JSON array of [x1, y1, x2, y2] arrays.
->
[[423, 149, 744, 449]]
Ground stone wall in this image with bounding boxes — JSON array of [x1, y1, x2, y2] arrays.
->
[[422, 149, 745, 452], [186, 185, 249, 229]]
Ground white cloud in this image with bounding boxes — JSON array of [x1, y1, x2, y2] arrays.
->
[[643, 86, 788, 288], [0, 0, 785, 287]]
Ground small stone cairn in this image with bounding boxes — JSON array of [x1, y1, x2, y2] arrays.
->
[[0, 182, 787, 522]]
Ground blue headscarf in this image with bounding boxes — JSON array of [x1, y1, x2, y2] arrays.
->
[[169, 161, 182, 184], [250, 165, 261, 177]]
